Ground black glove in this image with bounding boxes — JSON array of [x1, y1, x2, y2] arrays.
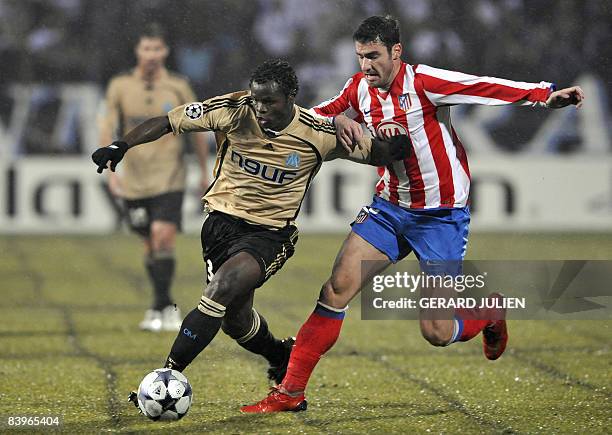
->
[[92, 141, 129, 173], [387, 134, 412, 161]]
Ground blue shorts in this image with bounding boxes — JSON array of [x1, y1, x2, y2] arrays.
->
[[351, 196, 470, 274]]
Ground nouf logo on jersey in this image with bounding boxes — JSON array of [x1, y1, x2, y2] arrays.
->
[[231, 150, 297, 184], [286, 152, 300, 168], [375, 121, 408, 140]]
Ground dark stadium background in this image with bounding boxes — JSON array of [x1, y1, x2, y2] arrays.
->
[[0, 0, 610, 433], [2, 0, 610, 155]]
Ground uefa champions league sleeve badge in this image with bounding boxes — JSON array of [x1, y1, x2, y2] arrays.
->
[[184, 103, 203, 120]]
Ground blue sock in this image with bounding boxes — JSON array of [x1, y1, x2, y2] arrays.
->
[[314, 301, 346, 320]]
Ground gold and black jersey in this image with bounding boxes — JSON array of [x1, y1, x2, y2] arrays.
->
[[168, 91, 373, 228], [100, 68, 196, 199]]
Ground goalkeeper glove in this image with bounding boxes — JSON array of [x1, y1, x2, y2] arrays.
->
[[92, 141, 129, 173]]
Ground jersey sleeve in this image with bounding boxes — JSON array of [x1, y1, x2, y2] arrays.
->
[[414, 64, 555, 107], [167, 91, 249, 135], [312, 76, 363, 123]]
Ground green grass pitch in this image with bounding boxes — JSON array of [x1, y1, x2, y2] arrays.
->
[[0, 233, 610, 433]]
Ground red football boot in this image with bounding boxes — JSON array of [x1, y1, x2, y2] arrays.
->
[[482, 292, 508, 360], [240, 386, 307, 413]]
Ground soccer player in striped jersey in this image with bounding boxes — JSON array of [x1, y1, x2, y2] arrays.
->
[[242, 16, 585, 413], [93, 59, 409, 393]]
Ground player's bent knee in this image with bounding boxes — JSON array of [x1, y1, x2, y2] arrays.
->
[[151, 222, 177, 251], [202, 279, 236, 307], [420, 322, 452, 347], [204, 271, 252, 307], [203, 253, 261, 307]]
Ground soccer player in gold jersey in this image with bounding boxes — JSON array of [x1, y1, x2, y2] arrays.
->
[[98, 24, 209, 332], [93, 59, 409, 389]]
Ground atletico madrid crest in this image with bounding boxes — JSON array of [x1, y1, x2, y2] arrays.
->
[[398, 93, 411, 111], [354, 207, 369, 224]]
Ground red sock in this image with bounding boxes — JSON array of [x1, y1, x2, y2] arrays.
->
[[282, 303, 345, 393], [454, 307, 489, 342]]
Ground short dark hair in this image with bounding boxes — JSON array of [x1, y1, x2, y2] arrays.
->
[[353, 15, 400, 51], [249, 59, 299, 98], [138, 22, 167, 44]]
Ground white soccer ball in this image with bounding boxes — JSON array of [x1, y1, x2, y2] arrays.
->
[[137, 368, 193, 421]]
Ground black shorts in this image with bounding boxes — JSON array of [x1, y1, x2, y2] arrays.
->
[[201, 211, 299, 288], [124, 191, 183, 237]]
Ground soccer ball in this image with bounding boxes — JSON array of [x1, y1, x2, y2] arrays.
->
[[137, 368, 192, 421]]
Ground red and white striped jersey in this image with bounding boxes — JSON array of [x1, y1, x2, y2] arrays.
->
[[313, 62, 554, 209]]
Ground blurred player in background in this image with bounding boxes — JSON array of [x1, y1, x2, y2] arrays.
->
[[98, 23, 209, 332], [243, 15, 585, 413], [93, 59, 409, 390]]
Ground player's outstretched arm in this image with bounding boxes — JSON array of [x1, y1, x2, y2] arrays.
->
[[370, 134, 412, 166], [545, 86, 585, 109], [92, 116, 172, 174]]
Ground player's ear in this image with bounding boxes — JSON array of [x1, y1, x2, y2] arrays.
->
[[392, 43, 402, 60]]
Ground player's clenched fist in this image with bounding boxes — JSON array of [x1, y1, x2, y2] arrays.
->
[[92, 141, 129, 173], [545, 86, 585, 109]]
